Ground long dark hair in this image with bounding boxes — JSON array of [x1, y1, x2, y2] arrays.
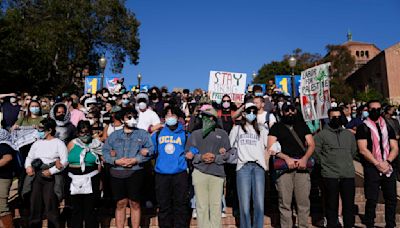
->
[[239, 111, 261, 136]]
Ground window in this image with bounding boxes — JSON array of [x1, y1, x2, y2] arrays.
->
[[356, 51, 360, 57], [361, 51, 364, 57], [366, 51, 369, 58]]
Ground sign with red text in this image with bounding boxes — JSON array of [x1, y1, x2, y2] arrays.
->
[[208, 71, 247, 102], [300, 62, 331, 121]]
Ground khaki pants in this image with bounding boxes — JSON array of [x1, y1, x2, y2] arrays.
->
[[275, 172, 311, 228], [0, 179, 12, 215], [192, 169, 224, 228]]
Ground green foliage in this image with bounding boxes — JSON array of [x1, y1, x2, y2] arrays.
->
[[355, 88, 384, 102], [0, 0, 140, 95], [254, 48, 322, 84]]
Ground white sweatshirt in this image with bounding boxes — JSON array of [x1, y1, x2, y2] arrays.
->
[[229, 125, 268, 171], [25, 138, 68, 175]]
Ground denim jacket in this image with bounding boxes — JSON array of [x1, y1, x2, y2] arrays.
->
[[103, 128, 154, 171]]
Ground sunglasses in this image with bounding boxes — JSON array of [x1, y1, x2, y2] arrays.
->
[[245, 109, 257, 114], [283, 107, 296, 112], [125, 115, 135, 120], [222, 100, 231, 102], [122, 98, 129, 100]]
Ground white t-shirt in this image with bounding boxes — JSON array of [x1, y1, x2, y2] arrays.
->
[[107, 124, 124, 137], [229, 125, 269, 171], [137, 109, 161, 131], [25, 138, 68, 175], [257, 111, 277, 130]]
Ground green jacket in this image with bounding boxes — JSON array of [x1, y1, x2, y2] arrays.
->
[[314, 125, 357, 178]]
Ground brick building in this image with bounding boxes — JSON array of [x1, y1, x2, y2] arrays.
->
[[346, 42, 400, 103]]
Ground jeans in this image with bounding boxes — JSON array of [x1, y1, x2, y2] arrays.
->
[[323, 178, 355, 228], [236, 162, 265, 228]]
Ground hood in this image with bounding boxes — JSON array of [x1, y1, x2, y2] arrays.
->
[[164, 122, 184, 134], [50, 103, 71, 126], [324, 124, 344, 133]]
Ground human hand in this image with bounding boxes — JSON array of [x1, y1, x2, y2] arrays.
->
[[140, 148, 149, 156], [185, 152, 194, 160], [202, 153, 215, 164], [26, 167, 35, 176], [55, 159, 63, 169], [42, 169, 51, 177], [296, 157, 308, 170], [284, 157, 298, 170], [219, 148, 226, 155], [110, 150, 116, 157], [115, 157, 128, 166]]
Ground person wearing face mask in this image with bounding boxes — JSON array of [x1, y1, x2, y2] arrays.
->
[[136, 96, 162, 133], [230, 103, 268, 228], [86, 111, 103, 140], [253, 96, 277, 130], [66, 120, 103, 228], [267, 103, 315, 228], [150, 106, 189, 228], [346, 105, 369, 134], [24, 119, 68, 228], [1, 96, 21, 130], [12, 100, 43, 130], [121, 93, 131, 108], [185, 104, 232, 228], [149, 87, 165, 117], [49, 103, 77, 144], [383, 105, 400, 140], [67, 97, 86, 127], [356, 100, 399, 228], [217, 94, 236, 134], [103, 108, 154, 228], [314, 107, 357, 228]]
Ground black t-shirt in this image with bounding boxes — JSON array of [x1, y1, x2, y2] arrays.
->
[[0, 144, 14, 179], [269, 121, 311, 158], [355, 122, 396, 166]]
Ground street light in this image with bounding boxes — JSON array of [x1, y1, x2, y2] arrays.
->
[[137, 73, 142, 90], [288, 56, 297, 101], [98, 55, 107, 89], [252, 72, 257, 83]]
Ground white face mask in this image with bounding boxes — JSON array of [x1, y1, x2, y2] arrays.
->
[[125, 117, 138, 128], [88, 119, 95, 126], [331, 102, 338, 108], [138, 102, 147, 110], [10, 97, 17, 103], [103, 93, 109, 98]]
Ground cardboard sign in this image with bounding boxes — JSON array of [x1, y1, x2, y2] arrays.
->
[[208, 71, 247, 102]]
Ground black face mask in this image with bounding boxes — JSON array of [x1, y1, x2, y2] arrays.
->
[[329, 117, 342, 129], [369, 108, 381, 121], [55, 114, 65, 121], [282, 114, 296, 125]]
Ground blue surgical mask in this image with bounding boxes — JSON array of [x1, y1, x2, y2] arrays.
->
[[166, 117, 178, 126], [122, 99, 130, 105], [351, 113, 356, 119], [362, 111, 369, 118], [255, 92, 263, 97], [30, 107, 40, 114], [37, 130, 46, 139], [245, 113, 257, 122]]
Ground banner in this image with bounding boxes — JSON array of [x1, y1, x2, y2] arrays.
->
[[84, 76, 101, 94], [300, 62, 331, 121], [275, 75, 301, 96], [208, 71, 247, 102]]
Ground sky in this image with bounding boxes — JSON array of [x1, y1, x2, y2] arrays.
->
[[105, 0, 400, 91]]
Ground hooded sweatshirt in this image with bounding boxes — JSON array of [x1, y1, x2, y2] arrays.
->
[[314, 125, 357, 178], [50, 103, 76, 144], [152, 123, 188, 174]]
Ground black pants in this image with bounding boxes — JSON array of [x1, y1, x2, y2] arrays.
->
[[29, 174, 60, 228], [364, 166, 397, 228], [68, 167, 100, 228], [323, 177, 355, 228], [155, 171, 189, 228]]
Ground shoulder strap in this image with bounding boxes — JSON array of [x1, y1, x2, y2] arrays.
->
[[284, 124, 306, 153]]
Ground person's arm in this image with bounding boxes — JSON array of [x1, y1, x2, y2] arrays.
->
[[49, 141, 68, 175], [134, 132, 154, 164], [313, 133, 323, 164], [268, 113, 277, 128], [387, 139, 399, 164], [267, 134, 297, 169], [102, 135, 115, 165], [0, 154, 12, 167], [214, 132, 231, 164], [357, 139, 379, 166], [350, 134, 357, 158], [0, 93, 16, 99]]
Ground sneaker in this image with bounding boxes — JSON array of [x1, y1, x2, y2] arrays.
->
[[192, 209, 197, 219], [221, 212, 227, 218]]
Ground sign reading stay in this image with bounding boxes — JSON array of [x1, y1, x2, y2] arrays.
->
[[208, 71, 247, 102]]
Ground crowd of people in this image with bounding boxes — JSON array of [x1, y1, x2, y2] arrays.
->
[[0, 84, 399, 228]]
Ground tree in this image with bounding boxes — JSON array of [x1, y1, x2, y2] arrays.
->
[[0, 0, 140, 95], [322, 45, 356, 103], [254, 48, 322, 84]]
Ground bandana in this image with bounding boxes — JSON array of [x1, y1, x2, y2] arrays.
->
[[202, 116, 216, 138], [74, 138, 103, 172], [0, 129, 18, 151]]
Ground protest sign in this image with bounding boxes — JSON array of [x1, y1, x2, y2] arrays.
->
[[300, 62, 331, 121], [84, 76, 101, 94], [208, 71, 247, 102], [275, 75, 301, 96]]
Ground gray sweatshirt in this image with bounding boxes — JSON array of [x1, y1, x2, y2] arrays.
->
[[186, 128, 231, 177]]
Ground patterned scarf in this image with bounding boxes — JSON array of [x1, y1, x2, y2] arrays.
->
[[0, 129, 18, 151], [364, 117, 390, 162], [74, 138, 103, 172]]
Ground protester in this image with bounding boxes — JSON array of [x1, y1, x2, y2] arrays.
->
[[356, 100, 398, 228], [67, 120, 102, 228], [268, 103, 315, 228], [0, 129, 15, 228], [103, 106, 123, 140], [1, 96, 21, 130], [24, 119, 68, 228], [151, 106, 189, 228], [185, 104, 231, 228], [49, 103, 77, 144], [384, 105, 400, 139], [67, 97, 86, 127], [230, 102, 268, 228], [253, 96, 277, 130], [314, 107, 357, 228], [103, 107, 154, 228], [136, 94, 163, 133]]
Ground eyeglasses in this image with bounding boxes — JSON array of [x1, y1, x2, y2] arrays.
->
[[122, 98, 129, 100], [245, 109, 257, 114], [283, 107, 296, 112]]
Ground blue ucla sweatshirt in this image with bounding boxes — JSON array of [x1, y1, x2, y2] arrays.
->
[[151, 123, 188, 174]]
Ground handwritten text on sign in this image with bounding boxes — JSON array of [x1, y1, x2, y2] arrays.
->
[[208, 71, 247, 102]]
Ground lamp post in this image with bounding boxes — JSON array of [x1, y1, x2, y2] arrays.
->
[[98, 55, 107, 89], [288, 56, 297, 101], [252, 72, 257, 82], [137, 73, 142, 91]]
